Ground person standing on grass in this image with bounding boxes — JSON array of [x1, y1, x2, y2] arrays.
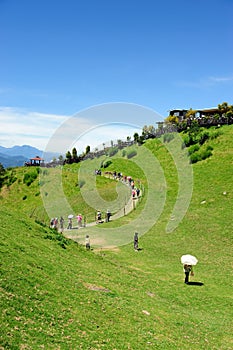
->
[[183, 264, 194, 284], [134, 232, 139, 251]]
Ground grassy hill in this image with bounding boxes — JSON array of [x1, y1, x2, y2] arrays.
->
[[0, 125, 233, 349]]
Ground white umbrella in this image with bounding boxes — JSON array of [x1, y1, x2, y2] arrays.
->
[[68, 214, 74, 219], [181, 254, 198, 266]]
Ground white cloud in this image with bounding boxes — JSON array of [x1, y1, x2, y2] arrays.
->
[[175, 75, 233, 88], [0, 106, 142, 154], [0, 107, 70, 150], [209, 76, 233, 83], [0, 103, 162, 154]]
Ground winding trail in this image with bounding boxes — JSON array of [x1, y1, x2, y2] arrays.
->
[[63, 175, 142, 247]]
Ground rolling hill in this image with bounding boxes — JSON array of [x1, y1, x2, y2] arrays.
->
[[0, 145, 43, 158], [0, 125, 233, 349], [0, 152, 28, 168]]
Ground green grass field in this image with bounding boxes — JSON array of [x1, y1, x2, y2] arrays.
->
[[0, 125, 233, 349]]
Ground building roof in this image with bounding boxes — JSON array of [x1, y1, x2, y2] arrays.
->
[[30, 156, 44, 161], [198, 107, 219, 113]]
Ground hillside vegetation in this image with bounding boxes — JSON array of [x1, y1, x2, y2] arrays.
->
[[0, 125, 233, 349]]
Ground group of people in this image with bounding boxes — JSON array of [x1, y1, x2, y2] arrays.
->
[[67, 214, 83, 229], [50, 210, 113, 230], [96, 209, 112, 224], [50, 217, 64, 231], [51, 170, 197, 285], [107, 171, 142, 199], [132, 187, 140, 198], [50, 214, 83, 231], [50, 209, 113, 231], [50, 215, 91, 251], [50, 216, 197, 282]]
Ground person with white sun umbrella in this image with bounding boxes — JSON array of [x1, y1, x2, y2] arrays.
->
[[181, 254, 198, 284]]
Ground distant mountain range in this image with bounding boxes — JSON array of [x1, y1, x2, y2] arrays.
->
[[0, 145, 61, 168]]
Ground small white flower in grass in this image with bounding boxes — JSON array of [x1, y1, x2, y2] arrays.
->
[[142, 310, 150, 316]]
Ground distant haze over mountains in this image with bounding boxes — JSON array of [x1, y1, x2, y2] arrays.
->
[[0, 145, 61, 168]]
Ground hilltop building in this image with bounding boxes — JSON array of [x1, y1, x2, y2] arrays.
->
[[25, 156, 44, 166], [169, 107, 220, 121]]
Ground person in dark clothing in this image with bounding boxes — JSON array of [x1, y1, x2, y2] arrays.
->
[[134, 232, 139, 251], [183, 264, 194, 284], [106, 209, 111, 222]]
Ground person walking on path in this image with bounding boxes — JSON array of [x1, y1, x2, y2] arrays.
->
[[77, 214, 83, 228], [85, 235, 91, 250], [51, 218, 58, 230], [106, 209, 111, 222], [67, 217, 72, 229], [96, 210, 102, 223], [60, 216, 64, 232]]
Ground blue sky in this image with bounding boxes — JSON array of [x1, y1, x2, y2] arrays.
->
[[0, 0, 232, 152]]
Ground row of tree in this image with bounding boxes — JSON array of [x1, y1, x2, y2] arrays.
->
[[39, 101, 233, 166]]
